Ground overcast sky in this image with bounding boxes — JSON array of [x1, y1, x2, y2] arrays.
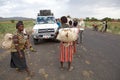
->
[[0, 0, 120, 19]]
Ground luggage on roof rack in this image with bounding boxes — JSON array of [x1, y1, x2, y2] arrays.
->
[[38, 10, 53, 16]]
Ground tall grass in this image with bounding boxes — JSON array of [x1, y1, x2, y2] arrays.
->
[[0, 20, 120, 37], [107, 22, 120, 34], [0, 20, 34, 46], [0, 20, 34, 34], [86, 21, 120, 34], [0, 22, 15, 34]]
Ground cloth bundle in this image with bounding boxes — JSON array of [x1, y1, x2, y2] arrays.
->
[[57, 28, 79, 42], [1, 33, 13, 49]]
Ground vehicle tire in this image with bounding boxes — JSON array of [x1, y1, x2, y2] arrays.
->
[[33, 38, 38, 45]]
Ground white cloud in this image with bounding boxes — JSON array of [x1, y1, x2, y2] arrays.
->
[[0, 0, 120, 19], [92, 7, 120, 19]]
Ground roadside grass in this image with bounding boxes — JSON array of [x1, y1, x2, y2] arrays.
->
[[107, 22, 120, 34], [0, 20, 34, 47], [0, 20, 34, 34], [86, 21, 120, 34], [1, 20, 120, 36], [0, 20, 120, 46]]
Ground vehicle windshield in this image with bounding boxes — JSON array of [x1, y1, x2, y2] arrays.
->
[[37, 16, 56, 24]]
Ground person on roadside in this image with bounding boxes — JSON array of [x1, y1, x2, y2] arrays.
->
[[103, 21, 108, 32], [78, 18, 85, 43], [92, 22, 98, 31], [56, 19, 61, 28], [100, 21, 105, 32], [59, 16, 74, 71], [72, 21, 79, 53], [16, 21, 36, 52], [10, 21, 33, 77], [68, 20, 73, 28]]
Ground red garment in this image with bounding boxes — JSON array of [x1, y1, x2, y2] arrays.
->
[[73, 41, 76, 53], [60, 42, 74, 62]]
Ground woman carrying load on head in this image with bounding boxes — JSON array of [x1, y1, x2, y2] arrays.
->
[[10, 21, 33, 77]]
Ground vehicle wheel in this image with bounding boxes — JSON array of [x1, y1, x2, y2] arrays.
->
[[33, 38, 38, 45]]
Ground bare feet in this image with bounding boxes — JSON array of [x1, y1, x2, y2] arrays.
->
[[25, 77, 31, 80], [68, 66, 74, 71], [60, 67, 64, 71], [28, 71, 34, 77]]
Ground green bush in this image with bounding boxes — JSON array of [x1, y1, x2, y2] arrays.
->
[[11, 20, 15, 23]]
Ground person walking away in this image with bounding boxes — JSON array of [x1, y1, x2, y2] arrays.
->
[[10, 22, 33, 77], [78, 18, 85, 43]]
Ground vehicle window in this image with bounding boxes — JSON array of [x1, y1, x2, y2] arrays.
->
[[46, 17, 56, 24], [37, 16, 56, 24]]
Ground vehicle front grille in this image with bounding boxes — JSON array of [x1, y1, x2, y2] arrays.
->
[[38, 28, 55, 33]]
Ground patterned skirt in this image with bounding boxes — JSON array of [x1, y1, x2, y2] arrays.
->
[[60, 42, 74, 62]]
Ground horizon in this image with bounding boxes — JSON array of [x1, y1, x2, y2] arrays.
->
[[0, 0, 120, 19], [0, 16, 120, 20]]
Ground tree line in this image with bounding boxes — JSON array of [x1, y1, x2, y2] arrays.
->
[[66, 15, 120, 22], [85, 17, 120, 22]]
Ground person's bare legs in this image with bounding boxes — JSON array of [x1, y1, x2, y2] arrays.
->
[[25, 67, 33, 77], [68, 62, 73, 71], [60, 62, 64, 70]]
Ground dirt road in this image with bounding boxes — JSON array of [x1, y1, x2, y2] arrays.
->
[[0, 28, 120, 80]]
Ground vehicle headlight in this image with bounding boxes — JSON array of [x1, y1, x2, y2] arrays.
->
[[32, 29, 38, 34]]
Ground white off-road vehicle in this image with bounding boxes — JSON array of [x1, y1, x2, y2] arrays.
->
[[32, 10, 59, 44]]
